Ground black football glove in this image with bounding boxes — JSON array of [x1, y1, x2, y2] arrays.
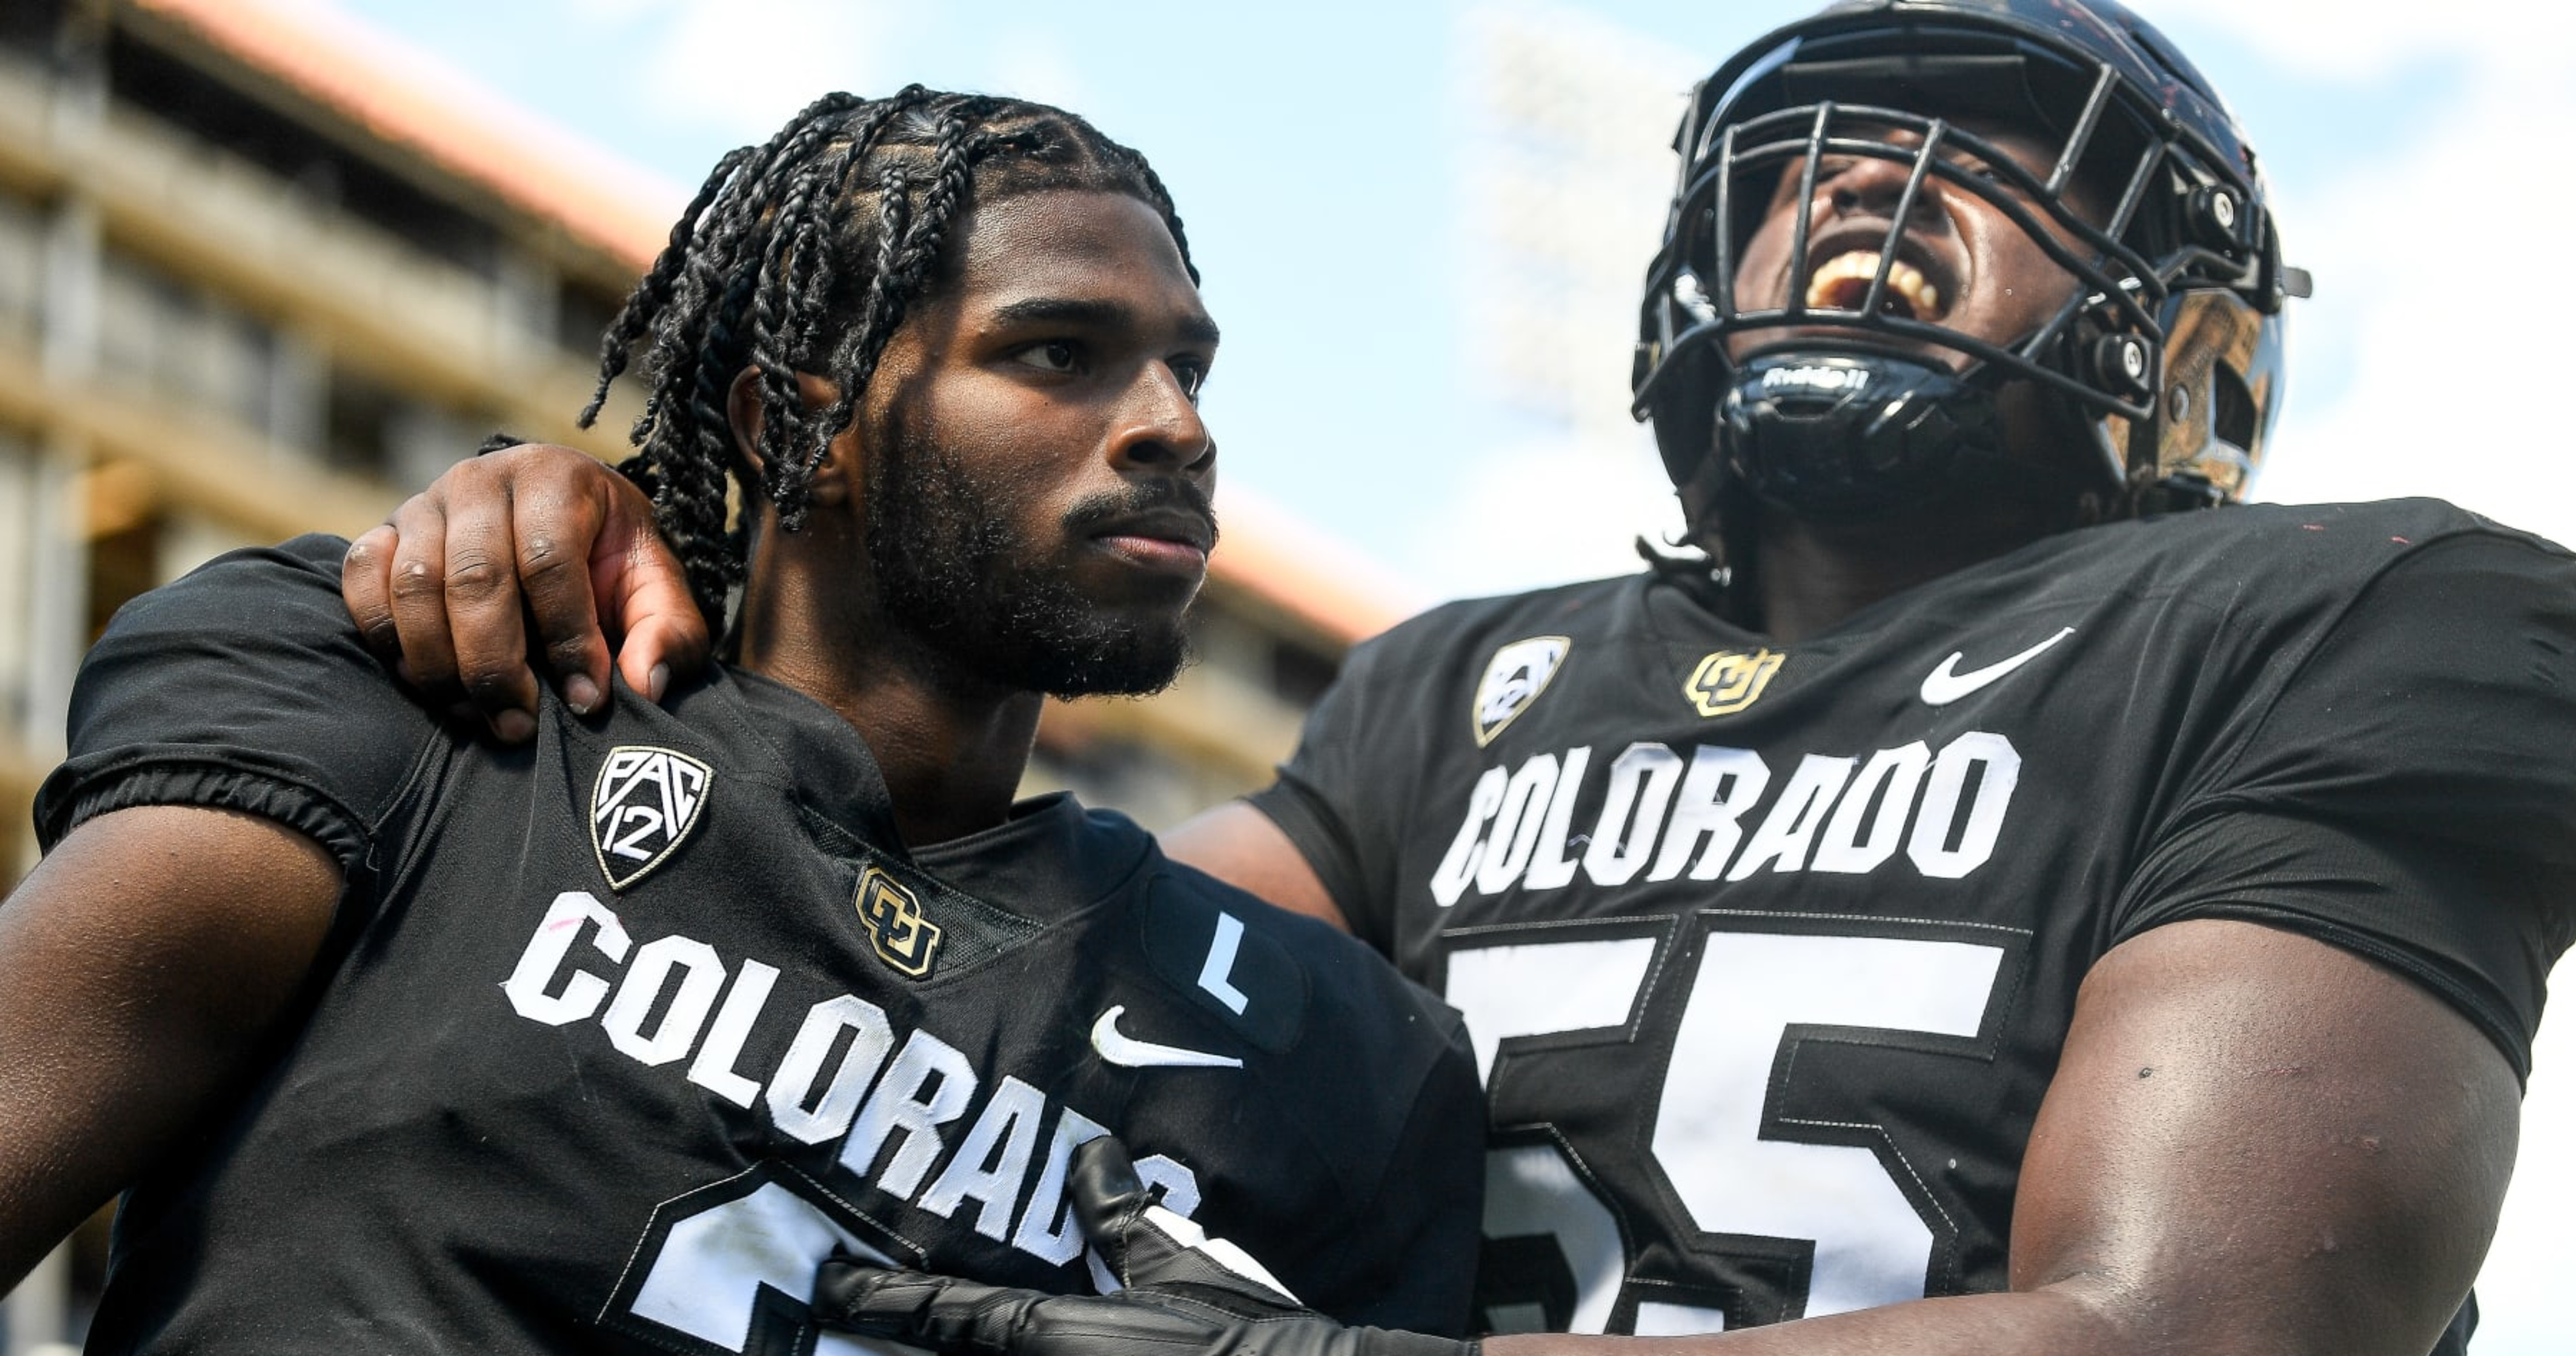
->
[[810, 1136, 1476, 1356]]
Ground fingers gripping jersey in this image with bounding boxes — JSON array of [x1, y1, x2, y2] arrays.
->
[[1253, 499, 2576, 1344], [37, 537, 1485, 1354]]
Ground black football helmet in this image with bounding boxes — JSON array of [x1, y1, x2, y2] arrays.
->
[[1632, 0, 2309, 542]]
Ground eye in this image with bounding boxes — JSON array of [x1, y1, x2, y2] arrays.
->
[[1013, 340, 1082, 374], [1169, 357, 1210, 403]]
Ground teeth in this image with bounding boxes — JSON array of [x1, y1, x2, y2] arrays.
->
[[1804, 250, 1941, 319]]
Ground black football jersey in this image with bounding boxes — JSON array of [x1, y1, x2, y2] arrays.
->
[[1252, 498, 2576, 1347], [35, 536, 1485, 1355]]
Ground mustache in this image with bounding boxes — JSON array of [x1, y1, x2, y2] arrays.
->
[[1062, 479, 1220, 550]]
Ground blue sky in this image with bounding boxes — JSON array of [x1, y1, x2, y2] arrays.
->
[[323, 0, 2572, 597], [317, 0, 2574, 1343]]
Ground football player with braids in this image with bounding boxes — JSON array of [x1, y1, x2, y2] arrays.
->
[[346, 1, 2576, 1353], [0, 89, 1488, 1351]]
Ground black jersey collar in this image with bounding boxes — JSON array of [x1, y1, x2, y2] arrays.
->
[[674, 664, 902, 845], [912, 793, 1156, 923], [683, 665, 1153, 921]]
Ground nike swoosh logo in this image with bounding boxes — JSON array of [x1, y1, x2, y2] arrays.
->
[[1919, 626, 2076, 706], [1090, 1006, 1243, 1070]]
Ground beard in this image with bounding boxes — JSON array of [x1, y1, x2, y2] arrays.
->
[[861, 409, 1205, 698]]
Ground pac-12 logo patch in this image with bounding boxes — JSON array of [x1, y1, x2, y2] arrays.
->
[[590, 746, 714, 891], [1685, 647, 1784, 717], [1474, 636, 1571, 747], [856, 866, 943, 979]]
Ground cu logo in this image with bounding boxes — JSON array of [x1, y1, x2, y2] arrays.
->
[[1685, 648, 1785, 717], [855, 866, 942, 978]]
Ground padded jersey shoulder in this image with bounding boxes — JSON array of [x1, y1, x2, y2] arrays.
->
[[2032, 500, 2576, 1075], [1982, 497, 2565, 621], [1121, 848, 1484, 1332], [1352, 574, 1657, 670], [1129, 843, 1474, 1069], [1259, 572, 1704, 949], [35, 534, 447, 876]]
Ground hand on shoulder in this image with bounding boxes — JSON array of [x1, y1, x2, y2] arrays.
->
[[341, 442, 708, 742]]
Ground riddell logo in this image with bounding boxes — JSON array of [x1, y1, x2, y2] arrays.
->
[[1762, 365, 1869, 394]]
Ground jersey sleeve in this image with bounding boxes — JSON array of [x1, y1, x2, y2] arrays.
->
[[2112, 527, 2576, 1079], [1135, 864, 1486, 1332], [1245, 627, 1422, 953], [33, 534, 446, 879], [1306, 977, 1485, 1334]]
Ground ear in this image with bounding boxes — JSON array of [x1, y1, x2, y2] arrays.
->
[[727, 367, 855, 510], [727, 365, 772, 473], [793, 371, 856, 510]]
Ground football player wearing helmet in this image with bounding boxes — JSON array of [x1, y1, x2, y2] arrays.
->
[[0, 90, 1485, 1352], [340, 3, 2575, 1354]]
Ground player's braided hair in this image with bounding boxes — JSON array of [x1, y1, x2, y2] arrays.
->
[[579, 87, 1197, 626]]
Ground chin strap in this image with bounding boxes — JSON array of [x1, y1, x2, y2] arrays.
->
[[1720, 351, 2005, 516], [1718, 349, 2103, 528]]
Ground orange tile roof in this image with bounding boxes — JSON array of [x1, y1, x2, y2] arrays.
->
[[1209, 487, 1424, 643], [135, 0, 681, 270], [131, 0, 1417, 645]]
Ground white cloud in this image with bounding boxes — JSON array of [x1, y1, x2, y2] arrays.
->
[[624, 0, 914, 139], [2150, 0, 2576, 81], [2479, 1016, 2576, 1356], [593, 3, 1083, 150], [561, 0, 660, 22], [2220, 14, 2576, 551], [984, 30, 1089, 111], [1409, 432, 1688, 599]]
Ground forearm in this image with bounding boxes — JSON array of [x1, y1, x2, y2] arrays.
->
[[800, 917, 2514, 1356], [1161, 801, 1350, 931], [0, 805, 340, 1289], [0, 949, 174, 1289], [1483, 1285, 2126, 1356], [0, 1126, 108, 1294], [1506, 923, 2512, 1356], [0, 1051, 218, 1292]]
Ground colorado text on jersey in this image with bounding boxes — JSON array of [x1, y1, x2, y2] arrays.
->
[[1430, 732, 2019, 904], [499, 888, 1207, 1344]]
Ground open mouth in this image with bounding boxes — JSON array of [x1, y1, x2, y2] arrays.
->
[[1804, 250, 1944, 321]]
